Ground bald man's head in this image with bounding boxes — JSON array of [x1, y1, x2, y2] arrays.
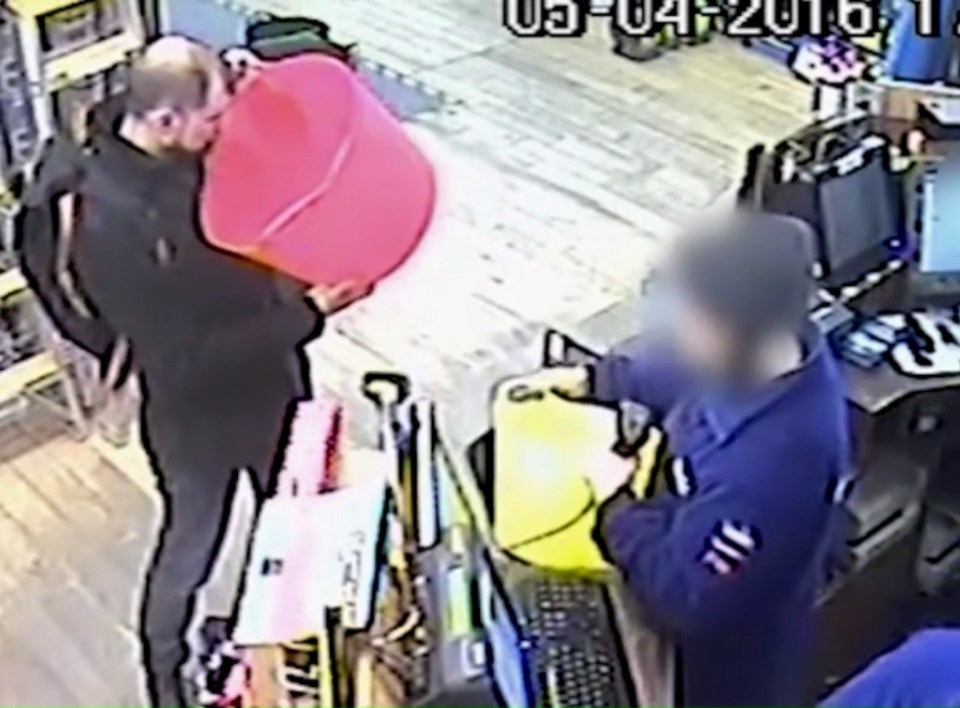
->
[[124, 36, 230, 154]]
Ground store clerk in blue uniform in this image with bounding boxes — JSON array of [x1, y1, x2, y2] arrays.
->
[[546, 212, 852, 706], [821, 628, 960, 707]]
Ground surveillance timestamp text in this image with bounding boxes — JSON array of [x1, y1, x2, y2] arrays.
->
[[503, 0, 949, 40]]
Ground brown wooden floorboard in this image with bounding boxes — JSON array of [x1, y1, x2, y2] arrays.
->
[[0, 414, 150, 706]]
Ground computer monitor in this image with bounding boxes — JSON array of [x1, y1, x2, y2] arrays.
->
[[763, 136, 902, 287], [437, 427, 495, 550], [917, 163, 960, 276], [435, 434, 536, 706], [476, 549, 536, 708], [817, 144, 901, 284]]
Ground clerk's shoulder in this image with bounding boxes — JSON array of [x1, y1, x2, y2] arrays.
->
[[720, 390, 847, 495], [761, 392, 848, 470]]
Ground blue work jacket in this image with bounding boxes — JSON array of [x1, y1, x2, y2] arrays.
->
[[590, 324, 851, 707], [822, 629, 960, 708]]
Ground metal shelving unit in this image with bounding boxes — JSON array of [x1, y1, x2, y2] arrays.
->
[[0, 205, 86, 430], [0, 0, 145, 432]]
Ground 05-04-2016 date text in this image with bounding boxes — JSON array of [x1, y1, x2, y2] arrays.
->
[[503, 0, 943, 40]]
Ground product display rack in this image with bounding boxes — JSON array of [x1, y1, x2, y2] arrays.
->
[[0, 205, 86, 431], [0, 0, 145, 433], [3, 0, 144, 143], [0, 7, 39, 199], [741, 1, 896, 72]]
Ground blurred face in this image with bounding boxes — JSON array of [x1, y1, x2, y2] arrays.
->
[[147, 73, 230, 154], [671, 293, 739, 379]]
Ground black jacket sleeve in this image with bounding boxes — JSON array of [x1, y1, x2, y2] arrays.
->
[[190, 295, 324, 368], [74, 196, 324, 398], [16, 137, 119, 364], [587, 348, 689, 420]]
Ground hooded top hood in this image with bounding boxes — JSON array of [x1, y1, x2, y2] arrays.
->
[[22, 94, 128, 207], [673, 210, 816, 340]]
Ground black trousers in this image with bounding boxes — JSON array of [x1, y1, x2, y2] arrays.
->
[[139, 460, 271, 706]]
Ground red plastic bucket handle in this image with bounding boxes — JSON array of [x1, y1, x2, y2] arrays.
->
[[254, 133, 355, 249]]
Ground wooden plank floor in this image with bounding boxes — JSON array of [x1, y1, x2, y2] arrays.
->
[[0, 2, 810, 704], [0, 413, 151, 706]]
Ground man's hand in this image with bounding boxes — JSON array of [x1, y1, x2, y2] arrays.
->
[[307, 280, 374, 314], [584, 448, 635, 502]]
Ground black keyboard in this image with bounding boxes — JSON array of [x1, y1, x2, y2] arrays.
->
[[909, 272, 960, 309], [517, 577, 633, 708]]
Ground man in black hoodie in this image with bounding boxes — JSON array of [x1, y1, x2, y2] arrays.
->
[[51, 37, 369, 706]]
